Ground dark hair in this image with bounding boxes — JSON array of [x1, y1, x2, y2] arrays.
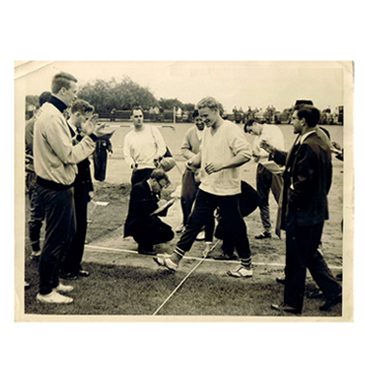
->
[[130, 106, 143, 117], [244, 119, 257, 133], [150, 168, 170, 184], [51, 72, 78, 94], [70, 99, 94, 115], [39, 91, 52, 106], [294, 104, 320, 127], [192, 109, 199, 119]]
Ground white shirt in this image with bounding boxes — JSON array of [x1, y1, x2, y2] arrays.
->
[[123, 125, 166, 170], [199, 121, 252, 196]]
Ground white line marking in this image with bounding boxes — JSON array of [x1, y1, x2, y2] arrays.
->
[[85, 245, 342, 269]]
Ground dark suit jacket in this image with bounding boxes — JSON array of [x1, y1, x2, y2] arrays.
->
[[273, 131, 332, 228], [74, 134, 93, 195], [124, 180, 168, 237]]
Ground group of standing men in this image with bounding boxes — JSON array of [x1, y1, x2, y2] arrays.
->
[[153, 98, 342, 314], [25, 71, 342, 313]]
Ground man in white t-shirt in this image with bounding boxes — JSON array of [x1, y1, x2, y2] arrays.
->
[[124, 107, 167, 186], [244, 119, 284, 239], [154, 97, 254, 278]]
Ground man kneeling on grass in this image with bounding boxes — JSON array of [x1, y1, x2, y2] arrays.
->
[[153, 96, 253, 277], [124, 168, 175, 255]]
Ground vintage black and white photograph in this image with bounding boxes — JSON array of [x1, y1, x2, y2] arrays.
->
[[14, 61, 353, 321]]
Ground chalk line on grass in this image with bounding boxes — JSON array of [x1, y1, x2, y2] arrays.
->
[[85, 245, 342, 270]]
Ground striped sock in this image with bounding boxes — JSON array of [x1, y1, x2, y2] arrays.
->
[[240, 256, 252, 270], [170, 247, 185, 264]]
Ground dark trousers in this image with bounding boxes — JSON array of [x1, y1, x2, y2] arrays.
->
[[131, 216, 174, 249], [284, 216, 342, 311], [37, 185, 76, 295], [177, 189, 251, 258], [256, 164, 282, 232], [61, 188, 89, 274], [28, 180, 44, 252], [180, 169, 215, 241], [131, 168, 154, 186]]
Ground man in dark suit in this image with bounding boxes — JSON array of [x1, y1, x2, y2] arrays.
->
[[261, 104, 342, 314], [124, 169, 174, 255], [59, 99, 97, 280]]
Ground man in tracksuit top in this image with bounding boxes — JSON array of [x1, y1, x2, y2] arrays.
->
[[33, 72, 102, 304]]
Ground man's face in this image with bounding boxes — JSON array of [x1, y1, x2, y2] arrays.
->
[[194, 116, 205, 131], [131, 109, 144, 128], [290, 111, 304, 134], [199, 107, 218, 128], [151, 177, 169, 193], [73, 111, 93, 129], [62, 81, 78, 107], [246, 123, 261, 136]]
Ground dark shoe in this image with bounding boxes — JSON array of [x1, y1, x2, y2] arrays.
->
[[319, 294, 342, 312], [307, 288, 323, 299], [59, 272, 78, 280], [336, 273, 343, 281], [213, 252, 238, 261], [271, 302, 302, 314], [276, 276, 286, 285], [77, 269, 90, 277], [255, 231, 272, 239], [138, 248, 157, 256]]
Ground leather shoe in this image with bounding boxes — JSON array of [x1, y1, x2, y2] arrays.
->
[[138, 248, 157, 256], [77, 269, 90, 277], [213, 252, 238, 261], [276, 276, 286, 285], [59, 272, 78, 280], [271, 303, 302, 314], [319, 294, 342, 311], [255, 231, 272, 239]]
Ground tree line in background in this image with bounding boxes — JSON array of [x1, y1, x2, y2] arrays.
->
[[25, 77, 343, 124]]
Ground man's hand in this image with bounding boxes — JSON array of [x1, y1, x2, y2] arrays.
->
[[205, 162, 224, 175], [80, 114, 99, 136], [260, 139, 276, 154], [93, 122, 108, 138]]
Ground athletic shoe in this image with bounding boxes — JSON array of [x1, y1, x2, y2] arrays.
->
[[31, 250, 41, 259], [196, 231, 205, 241], [255, 231, 272, 239], [153, 255, 178, 272], [227, 265, 253, 278], [36, 291, 73, 304], [53, 283, 74, 294]]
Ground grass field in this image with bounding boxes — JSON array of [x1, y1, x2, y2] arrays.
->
[[21, 124, 345, 320]]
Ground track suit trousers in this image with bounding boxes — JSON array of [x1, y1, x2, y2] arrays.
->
[[177, 189, 251, 258], [36, 185, 76, 295]]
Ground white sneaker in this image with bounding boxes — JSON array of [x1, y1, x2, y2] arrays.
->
[[227, 265, 253, 278], [53, 283, 74, 294], [31, 250, 41, 259], [153, 255, 178, 272], [36, 291, 73, 304], [196, 231, 205, 241], [202, 241, 213, 258]]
